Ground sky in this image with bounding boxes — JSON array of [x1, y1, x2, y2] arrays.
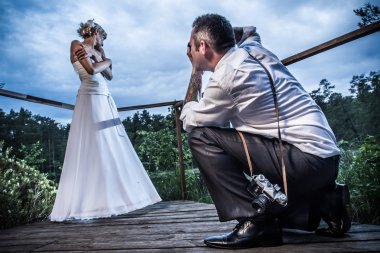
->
[[0, 0, 379, 125]]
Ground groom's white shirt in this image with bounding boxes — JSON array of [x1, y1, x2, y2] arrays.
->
[[180, 26, 340, 159]]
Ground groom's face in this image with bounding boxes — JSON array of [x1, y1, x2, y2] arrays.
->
[[189, 31, 207, 71]]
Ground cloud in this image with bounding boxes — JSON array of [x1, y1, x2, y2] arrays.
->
[[1, 0, 379, 124]]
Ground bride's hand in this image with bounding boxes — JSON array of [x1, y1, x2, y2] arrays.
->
[[75, 46, 92, 61]]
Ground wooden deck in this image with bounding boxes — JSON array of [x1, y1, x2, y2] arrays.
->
[[1, 201, 380, 252]]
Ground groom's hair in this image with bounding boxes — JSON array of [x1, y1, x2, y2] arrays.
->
[[192, 14, 235, 53]]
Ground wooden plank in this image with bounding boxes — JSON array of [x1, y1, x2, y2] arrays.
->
[[22, 232, 380, 252], [35, 240, 378, 253]]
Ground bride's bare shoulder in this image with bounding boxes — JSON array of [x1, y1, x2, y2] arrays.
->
[[71, 40, 82, 49], [70, 40, 82, 63], [71, 40, 81, 45]]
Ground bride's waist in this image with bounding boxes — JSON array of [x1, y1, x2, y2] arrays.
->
[[78, 82, 109, 95]]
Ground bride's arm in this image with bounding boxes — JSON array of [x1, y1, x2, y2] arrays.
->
[[71, 41, 111, 75], [95, 46, 113, 80]]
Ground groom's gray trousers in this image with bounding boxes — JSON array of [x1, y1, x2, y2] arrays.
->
[[188, 127, 339, 230]]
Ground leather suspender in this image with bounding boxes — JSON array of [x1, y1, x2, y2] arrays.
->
[[238, 50, 288, 196]]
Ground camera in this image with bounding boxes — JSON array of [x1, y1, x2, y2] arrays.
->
[[247, 174, 288, 215]]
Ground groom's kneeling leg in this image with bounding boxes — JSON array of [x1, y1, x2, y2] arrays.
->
[[188, 127, 257, 221]]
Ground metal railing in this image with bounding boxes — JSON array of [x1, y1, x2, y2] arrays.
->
[[1, 20, 379, 199]]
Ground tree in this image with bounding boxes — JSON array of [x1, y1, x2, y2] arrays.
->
[[349, 73, 373, 99], [310, 71, 380, 142], [0, 108, 69, 181], [310, 79, 335, 111], [123, 109, 169, 144], [354, 3, 380, 27], [325, 93, 359, 141], [347, 72, 380, 138]]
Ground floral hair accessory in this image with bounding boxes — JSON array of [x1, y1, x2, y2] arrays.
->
[[77, 19, 107, 40], [86, 19, 94, 26]]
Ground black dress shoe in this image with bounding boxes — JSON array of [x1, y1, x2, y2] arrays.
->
[[315, 182, 352, 238], [204, 217, 283, 249]]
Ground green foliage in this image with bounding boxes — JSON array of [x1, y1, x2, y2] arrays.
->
[[124, 109, 211, 202], [0, 142, 57, 229], [313, 71, 380, 142], [0, 108, 69, 182], [338, 136, 380, 225], [185, 169, 213, 203], [135, 128, 179, 172], [348, 72, 380, 140], [354, 3, 380, 27], [124, 108, 192, 173], [136, 129, 192, 172], [150, 169, 212, 203], [123, 109, 169, 145], [20, 141, 46, 169]]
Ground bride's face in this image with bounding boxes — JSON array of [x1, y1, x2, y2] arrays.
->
[[95, 31, 104, 47]]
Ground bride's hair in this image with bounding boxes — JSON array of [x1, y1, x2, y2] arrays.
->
[[77, 19, 107, 40]]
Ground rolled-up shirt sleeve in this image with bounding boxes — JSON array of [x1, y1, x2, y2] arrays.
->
[[180, 82, 238, 133]]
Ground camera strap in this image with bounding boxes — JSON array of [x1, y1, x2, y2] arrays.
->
[[237, 131, 253, 177], [238, 50, 288, 196]]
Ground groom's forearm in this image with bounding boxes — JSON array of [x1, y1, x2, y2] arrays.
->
[[184, 71, 203, 104]]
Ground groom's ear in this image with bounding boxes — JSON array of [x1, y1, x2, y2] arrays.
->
[[199, 40, 210, 56]]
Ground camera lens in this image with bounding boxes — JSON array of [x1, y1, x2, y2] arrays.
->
[[252, 195, 271, 214]]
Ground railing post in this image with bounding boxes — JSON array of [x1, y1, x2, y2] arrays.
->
[[174, 103, 186, 200]]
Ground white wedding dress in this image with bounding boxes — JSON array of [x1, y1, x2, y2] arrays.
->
[[50, 61, 161, 221]]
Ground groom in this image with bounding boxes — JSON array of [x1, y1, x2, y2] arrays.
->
[[180, 13, 352, 249]]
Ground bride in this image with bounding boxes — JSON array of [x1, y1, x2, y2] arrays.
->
[[49, 20, 161, 221]]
